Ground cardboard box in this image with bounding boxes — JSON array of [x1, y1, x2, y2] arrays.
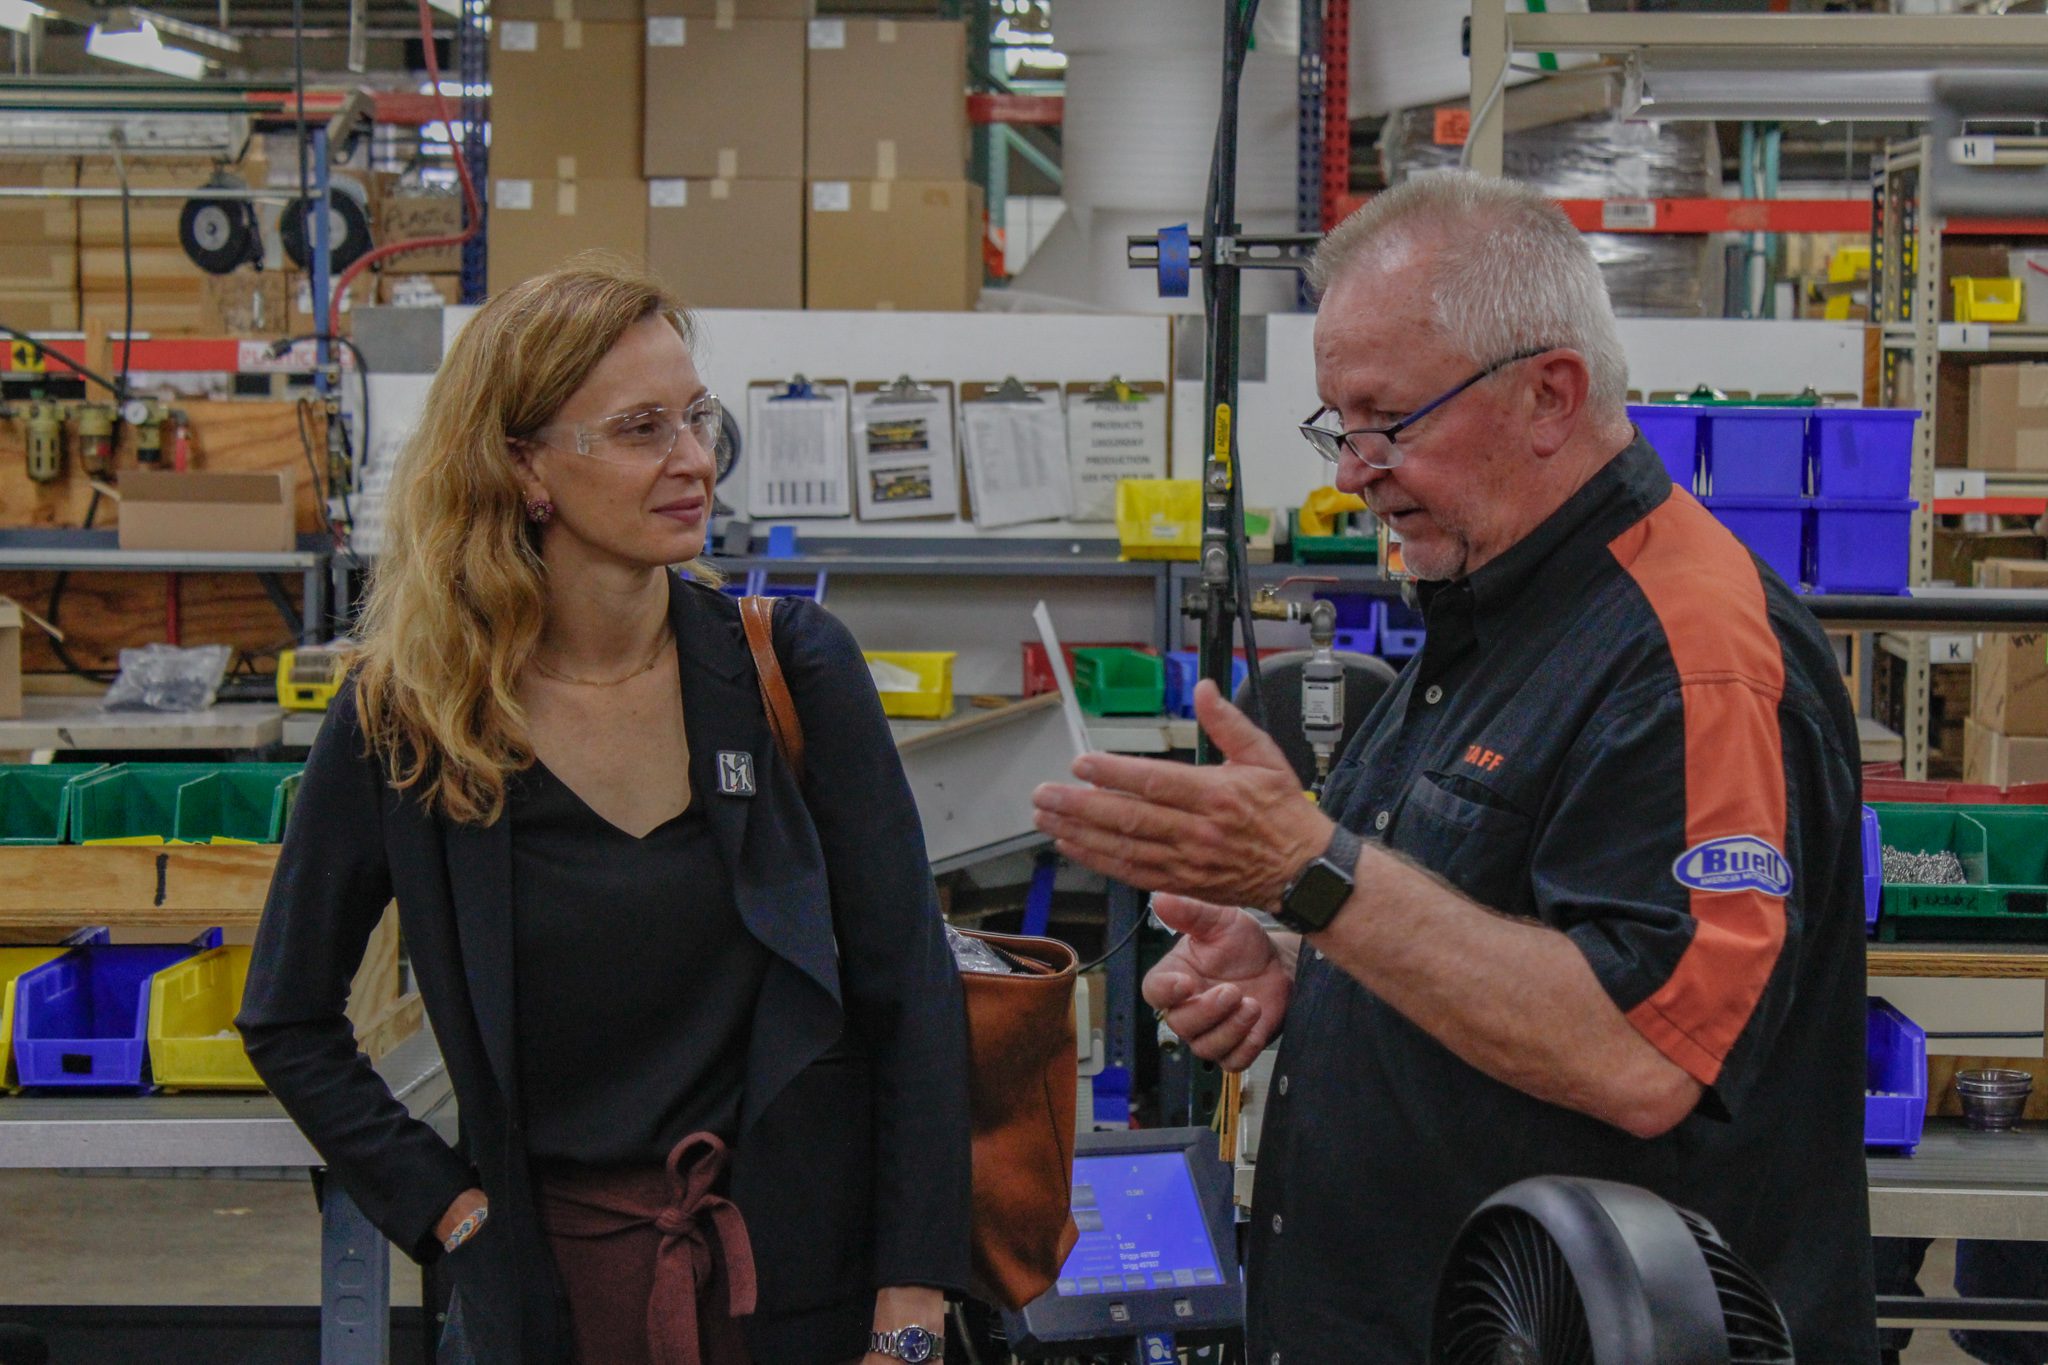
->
[[287, 273, 371, 336], [0, 291, 82, 331], [1964, 717, 2048, 788], [649, 0, 809, 15], [1967, 364, 2048, 473], [1972, 558, 2048, 737], [646, 178, 803, 308], [377, 194, 466, 272], [804, 19, 966, 181], [1934, 529, 2045, 587], [77, 156, 227, 250], [1889, 354, 1970, 467], [378, 273, 464, 308], [805, 178, 980, 311], [0, 162, 78, 294], [487, 178, 650, 294], [0, 599, 22, 721], [497, 0, 643, 19], [82, 291, 209, 336], [644, 19, 806, 180], [117, 470, 297, 553], [81, 246, 207, 296], [491, 21, 644, 182], [202, 271, 291, 336]]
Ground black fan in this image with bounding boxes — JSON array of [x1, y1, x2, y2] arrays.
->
[[1431, 1177, 1795, 1365]]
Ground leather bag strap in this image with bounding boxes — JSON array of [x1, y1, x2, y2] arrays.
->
[[739, 596, 805, 784]]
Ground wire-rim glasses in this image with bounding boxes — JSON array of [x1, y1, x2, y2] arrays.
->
[[1298, 349, 1551, 470]]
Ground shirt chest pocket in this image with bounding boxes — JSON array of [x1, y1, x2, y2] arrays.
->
[[1387, 773, 1535, 918]]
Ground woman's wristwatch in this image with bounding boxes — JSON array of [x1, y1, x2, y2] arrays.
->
[[869, 1325, 942, 1362]]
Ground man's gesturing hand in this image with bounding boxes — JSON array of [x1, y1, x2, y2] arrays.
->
[[1032, 679, 1335, 911], [1142, 894, 1293, 1073]]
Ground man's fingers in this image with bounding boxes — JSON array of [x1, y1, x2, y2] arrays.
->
[[1178, 995, 1264, 1068], [1142, 968, 1197, 1013], [1032, 783, 1195, 848], [1150, 892, 1246, 944], [1193, 680, 1298, 774], [1218, 1008, 1276, 1073], [1062, 751, 1215, 809], [1162, 984, 1249, 1046]]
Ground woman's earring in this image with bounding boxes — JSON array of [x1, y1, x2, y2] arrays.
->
[[526, 499, 554, 524]]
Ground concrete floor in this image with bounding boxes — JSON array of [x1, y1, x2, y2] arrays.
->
[[0, 1171, 2004, 1362]]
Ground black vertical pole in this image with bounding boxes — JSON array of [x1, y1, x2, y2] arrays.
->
[[1197, 0, 1245, 767]]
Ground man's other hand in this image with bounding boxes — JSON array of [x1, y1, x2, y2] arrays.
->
[[1142, 894, 1293, 1072]]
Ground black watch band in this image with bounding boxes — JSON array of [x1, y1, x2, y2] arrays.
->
[[1275, 822, 1362, 935]]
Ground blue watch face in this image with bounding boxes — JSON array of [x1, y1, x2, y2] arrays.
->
[[897, 1326, 935, 1363]]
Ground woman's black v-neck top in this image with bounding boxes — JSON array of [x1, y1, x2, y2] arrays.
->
[[508, 758, 770, 1167]]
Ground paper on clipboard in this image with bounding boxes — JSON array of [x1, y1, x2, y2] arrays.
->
[[1065, 379, 1168, 522], [1032, 600, 1094, 763], [851, 380, 959, 521], [746, 379, 852, 518], [961, 381, 1072, 529]]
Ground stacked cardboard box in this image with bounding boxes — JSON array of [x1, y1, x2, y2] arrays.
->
[[77, 155, 251, 335], [803, 17, 977, 310], [0, 159, 81, 332], [1968, 363, 2048, 474], [376, 189, 465, 303], [487, 17, 649, 294], [1966, 557, 2048, 787], [643, 0, 808, 308]]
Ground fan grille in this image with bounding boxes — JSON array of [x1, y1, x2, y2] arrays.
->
[[1677, 1209, 1797, 1365], [1436, 1207, 1596, 1365]]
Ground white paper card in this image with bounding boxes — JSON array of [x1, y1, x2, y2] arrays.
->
[[500, 20, 537, 50], [851, 388, 960, 521], [647, 16, 685, 45], [962, 395, 1073, 529], [808, 19, 845, 48], [811, 182, 851, 213], [1033, 602, 1095, 764], [648, 179, 689, 208], [494, 180, 535, 211], [1066, 395, 1167, 522], [745, 382, 852, 519]]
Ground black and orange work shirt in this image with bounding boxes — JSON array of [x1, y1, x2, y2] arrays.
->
[[1245, 438, 1878, 1364]]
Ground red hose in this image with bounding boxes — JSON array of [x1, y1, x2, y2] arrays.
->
[[326, 0, 483, 323]]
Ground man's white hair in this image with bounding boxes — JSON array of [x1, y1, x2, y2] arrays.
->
[[1309, 171, 1630, 412]]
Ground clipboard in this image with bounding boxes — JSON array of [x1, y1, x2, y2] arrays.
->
[[1063, 375, 1169, 522], [744, 375, 852, 519], [958, 378, 1072, 529], [851, 376, 961, 522]]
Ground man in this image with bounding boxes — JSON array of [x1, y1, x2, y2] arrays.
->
[[1031, 172, 1877, 1363]]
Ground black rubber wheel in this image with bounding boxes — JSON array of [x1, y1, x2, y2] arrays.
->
[[278, 189, 375, 273], [178, 196, 262, 275]]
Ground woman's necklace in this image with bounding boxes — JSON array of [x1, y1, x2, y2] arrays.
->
[[530, 627, 673, 687]]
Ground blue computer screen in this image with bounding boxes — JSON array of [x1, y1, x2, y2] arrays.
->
[[1053, 1150, 1223, 1297]]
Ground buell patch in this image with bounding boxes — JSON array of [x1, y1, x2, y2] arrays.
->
[[1672, 835, 1792, 896]]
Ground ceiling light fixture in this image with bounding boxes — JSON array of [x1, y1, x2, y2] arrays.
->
[[0, 0, 53, 34], [86, 20, 211, 80]]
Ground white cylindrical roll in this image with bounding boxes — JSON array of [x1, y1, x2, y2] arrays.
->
[[1058, 0, 1298, 57]]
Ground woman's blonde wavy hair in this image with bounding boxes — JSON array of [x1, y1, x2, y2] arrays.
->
[[352, 254, 713, 825]]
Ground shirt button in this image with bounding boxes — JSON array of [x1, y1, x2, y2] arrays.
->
[[1424, 684, 1444, 704], [1277, 1074, 1289, 1096], [1373, 810, 1390, 831], [1271, 1355, 1282, 1365], [1272, 1214, 1283, 1234]]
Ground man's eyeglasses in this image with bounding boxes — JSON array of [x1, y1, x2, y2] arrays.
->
[[1298, 349, 1551, 471], [529, 395, 728, 468]]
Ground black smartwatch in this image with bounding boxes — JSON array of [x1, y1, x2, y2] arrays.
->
[[1275, 823, 1362, 935]]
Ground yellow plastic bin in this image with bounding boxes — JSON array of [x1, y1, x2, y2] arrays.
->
[[864, 651, 957, 720], [148, 945, 262, 1090], [1116, 479, 1202, 561], [1, 946, 67, 1090], [1954, 277, 2024, 324]]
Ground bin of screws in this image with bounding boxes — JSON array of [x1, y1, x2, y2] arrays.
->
[[1881, 846, 1967, 885], [1955, 1068, 2034, 1132]]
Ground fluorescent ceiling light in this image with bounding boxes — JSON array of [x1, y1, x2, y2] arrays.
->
[[0, 0, 53, 34], [87, 20, 210, 80], [427, 0, 461, 17], [120, 6, 239, 52]]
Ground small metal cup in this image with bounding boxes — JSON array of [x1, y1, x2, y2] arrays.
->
[[1955, 1068, 2035, 1132]]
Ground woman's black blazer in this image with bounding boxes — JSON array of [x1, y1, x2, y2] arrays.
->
[[237, 575, 974, 1364]]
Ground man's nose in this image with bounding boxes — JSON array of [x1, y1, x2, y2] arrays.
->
[[1334, 452, 1382, 498]]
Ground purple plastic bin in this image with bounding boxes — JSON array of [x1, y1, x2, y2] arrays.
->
[[1811, 409, 1919, 501], [1706, 408, 1811, 498], [1865, 997, 1927, 1154], [1704, 496, 1806, 588], [1628, 405, 1701, 491], [1808, 498, 1916, 596], [12, 928, 219, 1090], [1164, 652, 1250, 718], [1861, 805, 1882, 936]]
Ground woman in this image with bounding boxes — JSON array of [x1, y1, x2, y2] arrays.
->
[[238, 258, 972, 1365]]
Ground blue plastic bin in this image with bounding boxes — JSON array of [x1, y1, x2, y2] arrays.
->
[[1165, 651, 1250, 718], [1808, 499, 1916, 595], [1627, 404, 1701, 491], [1332, 626, 1378, 655], [1313, 592, 1376, 630], [12, 928, 221, 1090], [1705, 408, 1811, 497], [1811, 409, 1919, 500], [1865, 996, 1928, 1154], [1380, 599, 1426, 659], [1861, 805, 1882, 936], [1704, 496, 1806, 587]]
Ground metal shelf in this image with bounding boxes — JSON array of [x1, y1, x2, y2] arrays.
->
[[1881, 322, 2048, 355], [1868, 1119, 2048, 1241], [1808, 588, 2048, 632], [0, 528, 326, 574], [708, 539, 1160, 579]]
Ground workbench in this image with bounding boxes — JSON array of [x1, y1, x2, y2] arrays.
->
[[0, 695, 284, 755]]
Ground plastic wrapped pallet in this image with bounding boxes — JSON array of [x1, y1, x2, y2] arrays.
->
[[1382, 111, 1723, 318]]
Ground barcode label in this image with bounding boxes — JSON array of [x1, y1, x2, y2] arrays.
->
[[1601, 201, 1656, 231]]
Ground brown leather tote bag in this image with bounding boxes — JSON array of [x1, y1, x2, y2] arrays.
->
[[739, 597, 1080, 1310]]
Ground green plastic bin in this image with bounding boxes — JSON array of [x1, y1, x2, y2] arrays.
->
[[1288, 509, 1378, 564], [0, 764, 106, 845], [172, 764, 303, 844], [1071, 648, 1165, 716], [1873, 803, 2048, 943]]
